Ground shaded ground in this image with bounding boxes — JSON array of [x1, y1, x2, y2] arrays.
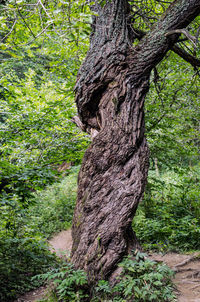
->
[[16, 230, 200, 302]]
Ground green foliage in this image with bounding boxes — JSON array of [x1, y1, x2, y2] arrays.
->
[[0, 168, 78, 301], [2, 160, 198, 301], [0, 233, 56, 302], [0, 1, 199, 301], [146, 51, 200, 169], [27, 166, 78, 238], [34, 262, 89, 302], [0, 60, 89, 168], [0, 8, 90, 300], [0, 0, 90, 215], [133, 166, 200, 251], [111, 252, 176, 302], [0, 0, 92, 48], [0, 164, 57, 301], [36, 251, 176, 302]]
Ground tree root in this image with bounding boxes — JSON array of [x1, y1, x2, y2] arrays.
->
[[173, 267, 194, 273], [191, 283, 200, 290], [181, 280, 200, 284], [174, 254, 199, 269], [185, 271, 200, 279]]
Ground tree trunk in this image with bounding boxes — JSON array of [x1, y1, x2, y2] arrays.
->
[[71, 0, 200, 284]]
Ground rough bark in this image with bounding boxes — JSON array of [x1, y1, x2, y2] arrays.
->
[[71, 0, 200, 284]]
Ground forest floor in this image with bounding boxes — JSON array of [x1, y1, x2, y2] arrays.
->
[[150, 252, 200, 302], [16, 230, 200, 302]]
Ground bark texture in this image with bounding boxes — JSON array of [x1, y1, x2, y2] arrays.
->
[[71, 0, 200, 283]]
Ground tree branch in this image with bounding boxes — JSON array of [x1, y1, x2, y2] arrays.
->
[[26, 22, 53, 45], [165, 29, 197, 46], [131, 0, 200, 79], [17, 8, 36, 39], [172, 45, 200, 68], [1, 16, 17, 43]]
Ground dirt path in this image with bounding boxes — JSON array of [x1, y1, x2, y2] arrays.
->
[[16, 230, 200, 302], [48, 229, 72, 257], [150, 252, 200, 302]]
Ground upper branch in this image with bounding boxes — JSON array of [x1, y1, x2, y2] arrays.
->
[[131, 0, 200, 79]]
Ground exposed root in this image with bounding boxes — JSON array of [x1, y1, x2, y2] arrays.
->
[[191, 283, 200, 289], [191, 283, 200, 290], [181, 280, 200, 284], [174, 254, 199, 268], [173, 267, 194, 273], [186, 271, 200, 279]]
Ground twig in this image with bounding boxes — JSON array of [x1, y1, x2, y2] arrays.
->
[[1, 17, 17, 43], [26, 22, 53, 45], [38, 0, 51, 19], [181, 280, 200, 284], [17, 8, 36, 39], [173, 268, 194, 273], [186, 271, 200, 279]]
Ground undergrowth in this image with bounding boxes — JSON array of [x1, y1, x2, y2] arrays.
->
[[26, 166, 78, 238], [0, 234, 56, 301], [0, 167, 78, 301], [28, 165, 200, 252], [1, 165, 199, 301], [133, 167, 200, 252], [35, 251, 176, 302], [27, 165, 200, 252]]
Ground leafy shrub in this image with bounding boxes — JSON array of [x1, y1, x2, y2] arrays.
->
[[0, 183, 56, 301], [133, 167, 200, 251], [109, 252, 176, 302], [0, 167, 79, 301], [34, 262, 89, 302], [27, 166, 78, 238], [0, 233, 56, 302], [35, 251, 176, 302]]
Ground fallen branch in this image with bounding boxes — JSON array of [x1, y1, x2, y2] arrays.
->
[[181, 280, 200, 284], [173, 267, 194, 273]]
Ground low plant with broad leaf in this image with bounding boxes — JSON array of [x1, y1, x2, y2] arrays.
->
[[35, 251, 176, 302]]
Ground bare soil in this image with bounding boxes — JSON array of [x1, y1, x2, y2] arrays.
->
[[48, 229, 72, 257], [16, 230, 200, 302], [150, 252, 200, 302]]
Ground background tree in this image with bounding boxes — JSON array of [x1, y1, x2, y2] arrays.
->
[[71, 0, 200, 284]]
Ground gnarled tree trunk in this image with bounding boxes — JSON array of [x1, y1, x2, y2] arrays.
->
[[71, 0, 200, 284]]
